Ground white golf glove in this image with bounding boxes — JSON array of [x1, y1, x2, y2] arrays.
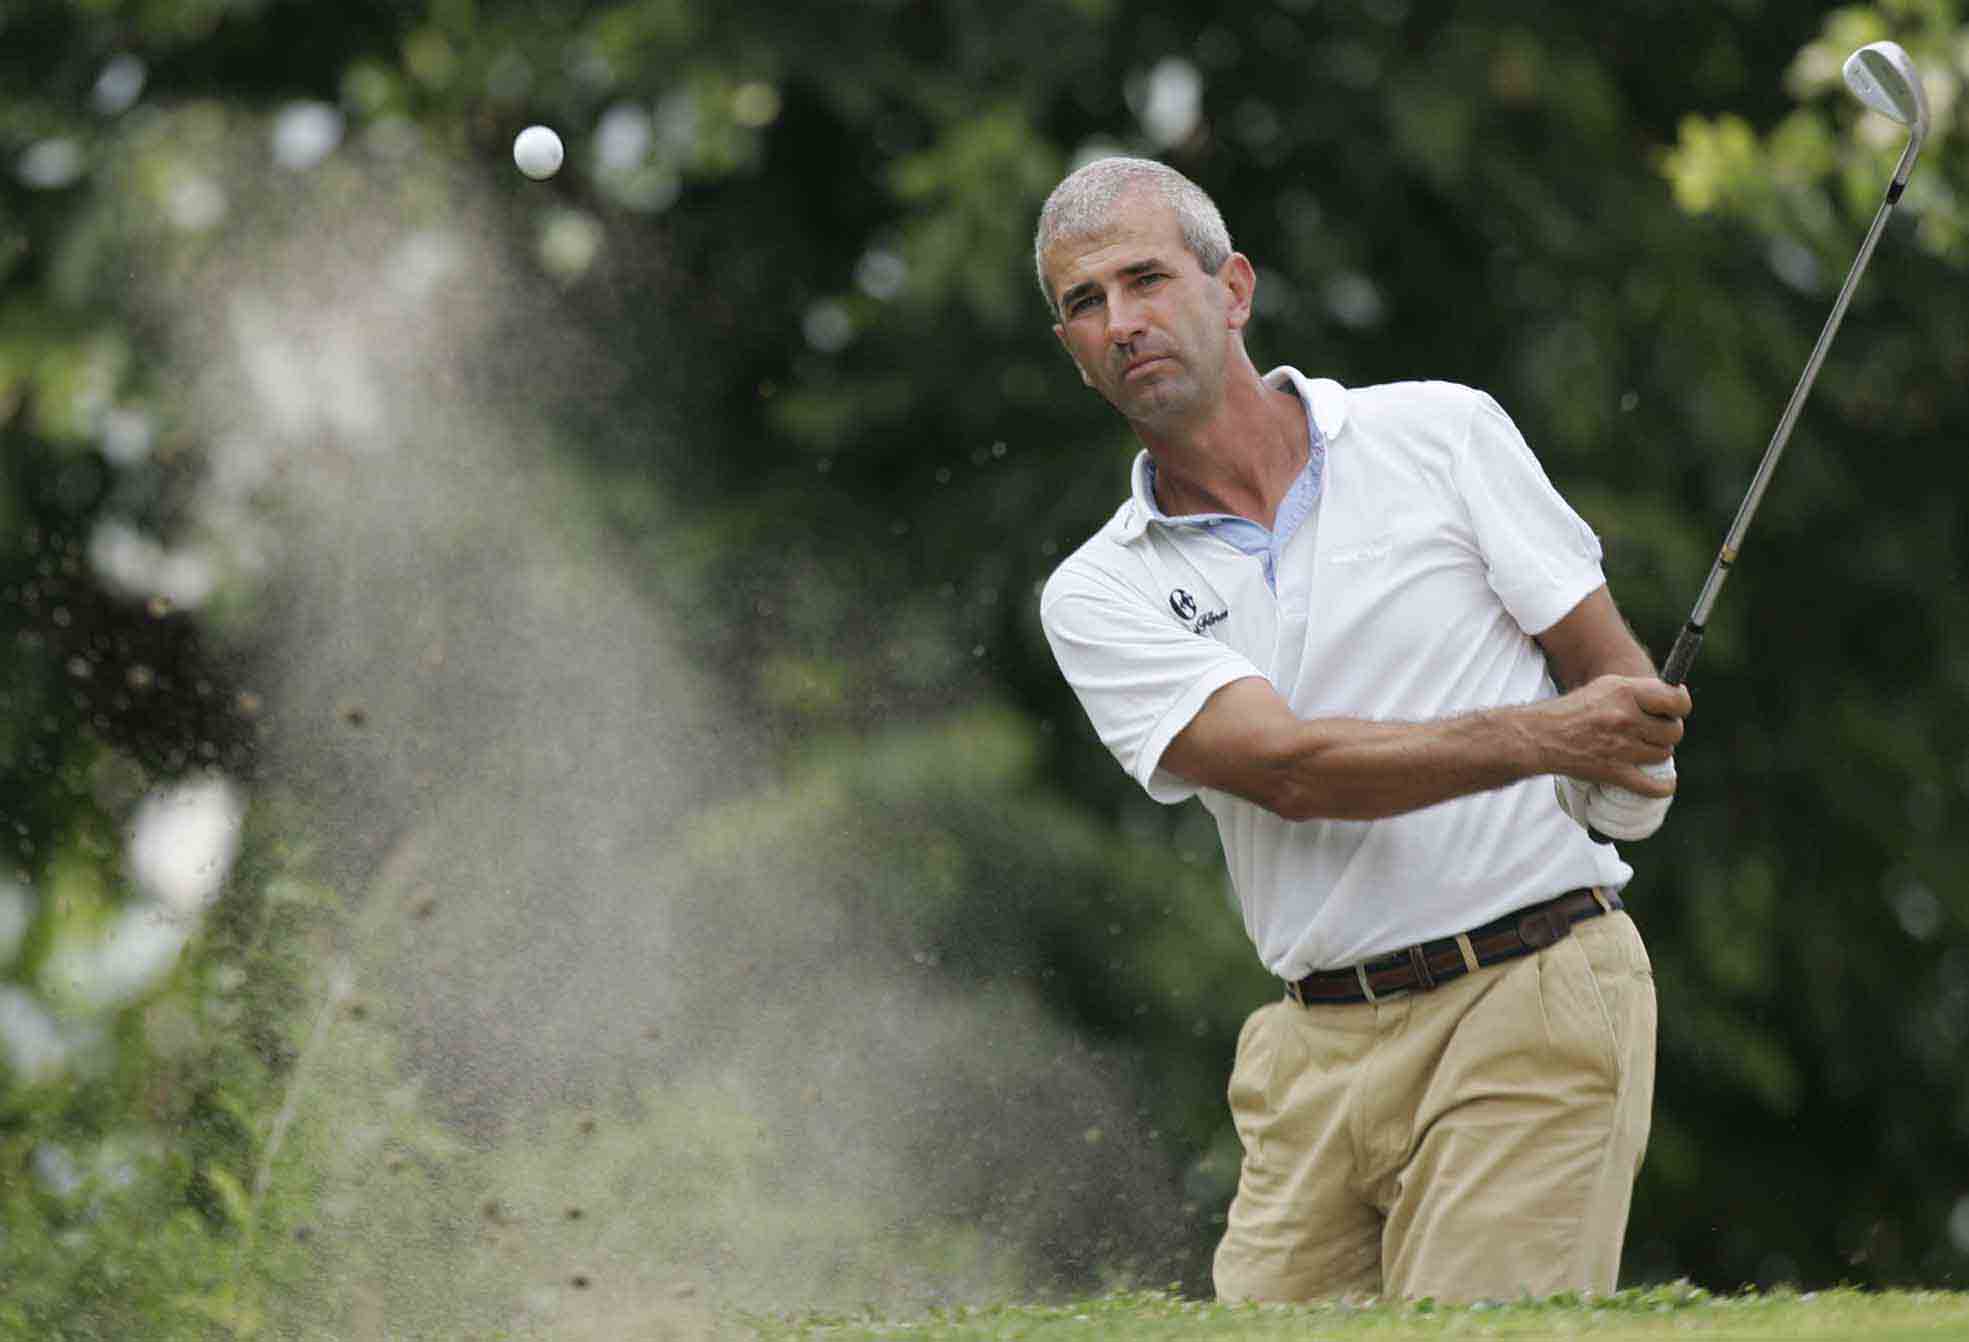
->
[[1554, 757, 1676, 841], [1554, 773, 1593, 828]]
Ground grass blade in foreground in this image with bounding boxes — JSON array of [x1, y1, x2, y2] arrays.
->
[[743, 1284, 1969, 1340]]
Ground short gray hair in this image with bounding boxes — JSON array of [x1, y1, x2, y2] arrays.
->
[[1033, 157, 1233, 314]]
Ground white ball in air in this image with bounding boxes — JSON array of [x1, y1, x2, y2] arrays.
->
[[513, 124, 564, 180]]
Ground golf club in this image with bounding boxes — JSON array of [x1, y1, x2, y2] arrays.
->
[[1588, 41, 1928, 841], [1658, 39, 1929, 686]]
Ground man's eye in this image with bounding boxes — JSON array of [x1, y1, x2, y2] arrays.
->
[[1068, 295, 1101, 316]]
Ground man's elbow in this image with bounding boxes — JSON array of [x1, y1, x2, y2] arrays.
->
[[1264, 793, 1383, 823], [1241, 762, 1396, 822], [1166, 752, 1323, 821], [1167, 712, 1372, 821], [1244, 773, 1339, 823], [1190, 735, 1344, 821]]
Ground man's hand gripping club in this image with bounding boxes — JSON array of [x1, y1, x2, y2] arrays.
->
[[1546, 676, 1688, 840]]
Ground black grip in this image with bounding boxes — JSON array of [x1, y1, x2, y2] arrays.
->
[[1660, 622, 1704, 687]]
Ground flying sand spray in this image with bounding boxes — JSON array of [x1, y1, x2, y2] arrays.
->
[[112, 108, 1191, 1335]]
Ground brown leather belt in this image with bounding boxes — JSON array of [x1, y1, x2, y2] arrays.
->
[[1285, 887, 1619, 1006]]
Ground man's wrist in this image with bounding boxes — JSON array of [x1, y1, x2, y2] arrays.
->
[[1481, 698, 1563, 781]]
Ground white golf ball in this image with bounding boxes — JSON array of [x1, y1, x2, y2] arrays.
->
[[513, 125, 563, 180]]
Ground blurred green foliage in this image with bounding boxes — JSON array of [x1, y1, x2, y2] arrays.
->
[[6, 0, 1969, 1331]]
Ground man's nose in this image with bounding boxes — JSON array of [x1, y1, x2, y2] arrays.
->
[[1105, 292, 1148, 345]]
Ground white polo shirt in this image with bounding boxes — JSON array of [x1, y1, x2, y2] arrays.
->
[[1040, 367, 1632, 978]]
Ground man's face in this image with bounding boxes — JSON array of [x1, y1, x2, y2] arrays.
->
[[1043, 192, 1244, 430]]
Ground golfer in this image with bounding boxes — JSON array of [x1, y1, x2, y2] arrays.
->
[[1034, 157, 1690, 1303]]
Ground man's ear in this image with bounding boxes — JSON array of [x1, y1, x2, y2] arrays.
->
[[1054, 323, 1095, 387], [1222, 252, 1258, 332]]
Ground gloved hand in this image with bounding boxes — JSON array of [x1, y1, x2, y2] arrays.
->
[[1554, 758, 1676, 841], [1554, 773, 1593, 828], [1590, 757, 1676, 840]]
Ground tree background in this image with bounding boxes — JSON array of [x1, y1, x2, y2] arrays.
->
[[5, 0, 1969, 1335]]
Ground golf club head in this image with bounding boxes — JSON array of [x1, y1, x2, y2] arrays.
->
[[1843, 40, 1930, 138]]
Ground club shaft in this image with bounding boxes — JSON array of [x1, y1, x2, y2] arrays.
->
[[1664, 149, 1915, 687]]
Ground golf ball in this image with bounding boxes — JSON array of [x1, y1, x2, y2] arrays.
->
[[513, 125, 564, 180]]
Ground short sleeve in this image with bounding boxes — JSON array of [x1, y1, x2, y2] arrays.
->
[[1454, 393, 1607, 635], [1041, 565, 1266, 804]]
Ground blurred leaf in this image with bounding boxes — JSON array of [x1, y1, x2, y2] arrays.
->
[[202, 1163, 252, 1227]]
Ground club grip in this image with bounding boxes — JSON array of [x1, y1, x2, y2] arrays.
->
[[1660, 622, 1704, 687], [1588, 627, 1702, 845]]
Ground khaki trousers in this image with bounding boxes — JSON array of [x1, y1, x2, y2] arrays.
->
[[1212, 910, 1656, 1303]]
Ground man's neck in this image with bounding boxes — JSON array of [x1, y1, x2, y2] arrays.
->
[[1141, 370, 1310, 529]]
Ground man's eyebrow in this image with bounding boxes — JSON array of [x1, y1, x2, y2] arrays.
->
[[1056, 256, 1174, 311], [1057, 279, 1099, 310]]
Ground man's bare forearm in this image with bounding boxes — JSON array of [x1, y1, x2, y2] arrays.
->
[[1254, 707, 1549, 821], [1162, 674, 1689, 823]]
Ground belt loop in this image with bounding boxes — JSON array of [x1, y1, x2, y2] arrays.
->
[[1590, 886, 1613, 914], [1454, 933, 1479, 974], [1406, 944, 1435, 991], [1354, 964, 1378, 1004]]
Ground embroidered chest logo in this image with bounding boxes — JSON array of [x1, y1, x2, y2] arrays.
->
[[1168, 588, 1229, 636]]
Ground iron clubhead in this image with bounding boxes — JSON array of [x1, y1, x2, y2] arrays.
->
[[1843, 40, 1930, 135]]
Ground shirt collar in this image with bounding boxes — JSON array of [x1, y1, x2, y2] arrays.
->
[[1114, 367, 1346, 544]]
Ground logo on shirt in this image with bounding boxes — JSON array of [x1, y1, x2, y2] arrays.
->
[[1169, 588, 1229, 636]]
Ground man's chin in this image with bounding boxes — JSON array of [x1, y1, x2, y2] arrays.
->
[[1108, 379, 1196, 425]]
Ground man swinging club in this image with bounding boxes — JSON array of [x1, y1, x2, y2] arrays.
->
[[1034, 156, 1689, 1303]]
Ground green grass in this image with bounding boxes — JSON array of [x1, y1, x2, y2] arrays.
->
[[741, 1284, 1969, 1341]]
